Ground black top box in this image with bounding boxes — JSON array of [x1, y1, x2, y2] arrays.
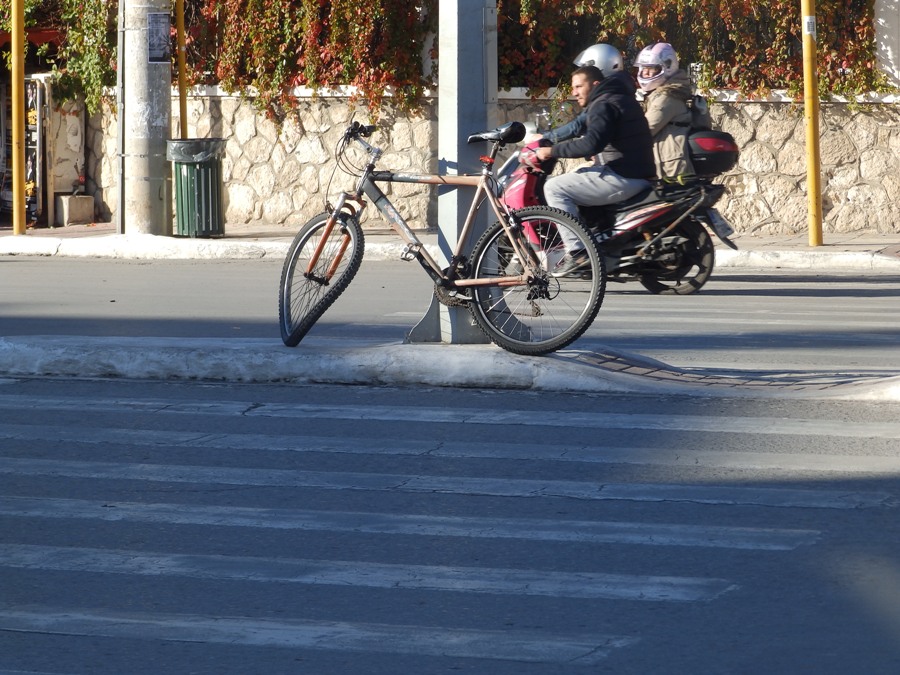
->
[[688, 130, 739, 177]]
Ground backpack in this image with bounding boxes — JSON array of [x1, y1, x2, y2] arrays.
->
[[689, 94, 712, 131]]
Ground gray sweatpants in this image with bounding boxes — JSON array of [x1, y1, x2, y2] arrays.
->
[[544, 165, 650, 251]]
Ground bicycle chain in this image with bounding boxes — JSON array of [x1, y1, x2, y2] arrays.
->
[[431, 261, 473, 307], [433, 284, 471, 307]]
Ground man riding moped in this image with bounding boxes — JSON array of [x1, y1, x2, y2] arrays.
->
[[528, 45, 655, 277]]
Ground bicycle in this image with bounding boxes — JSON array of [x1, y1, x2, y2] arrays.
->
[[278, 120, 606, 356]]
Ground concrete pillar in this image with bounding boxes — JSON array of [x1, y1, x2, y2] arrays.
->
[[408, 0, 499, 344], [119, 0, 172, 234]]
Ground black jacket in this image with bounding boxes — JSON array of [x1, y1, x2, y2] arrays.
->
[[550, 71, 655, 179]]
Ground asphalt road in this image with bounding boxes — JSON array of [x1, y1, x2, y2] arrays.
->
[[1, 256, 898, 378], [3, 257, 900, 672], [2, 377, 900, 673]]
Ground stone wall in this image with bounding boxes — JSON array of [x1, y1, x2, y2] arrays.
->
[[716, 101, 900, 235], [85, 91, 900, 235], [502, 97, 900, 236], [85, 95, 439, 232]]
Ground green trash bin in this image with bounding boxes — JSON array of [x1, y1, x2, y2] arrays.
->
[[166, 138, 227, 238]]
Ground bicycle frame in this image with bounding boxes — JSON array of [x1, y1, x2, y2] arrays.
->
[[281, 121, 606, 355], [314, 132, 538, 292]]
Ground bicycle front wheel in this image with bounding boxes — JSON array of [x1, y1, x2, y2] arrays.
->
[[279, 211, 365, 346], [468, 206, 605, 356]]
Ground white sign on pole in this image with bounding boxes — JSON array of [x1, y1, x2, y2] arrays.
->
[[148, 13, 171, 63], [803, 16, 817, 39]]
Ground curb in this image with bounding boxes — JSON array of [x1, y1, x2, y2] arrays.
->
[[2, 232, 900, 269], [1, 335, 898, 401], [715, 248, 900, 271], [0, 234, 287, 260], [0, 335, 661, 393]]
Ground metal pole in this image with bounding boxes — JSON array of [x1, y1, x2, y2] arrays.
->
[[801, 0, 823, 246], [10, 0, 26, 235], [175, 0, 188, 138]]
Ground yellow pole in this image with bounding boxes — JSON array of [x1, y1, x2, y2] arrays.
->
[[801, 0, 823, 246], [11, 0, 27, 235], [176, 0, 188, 138]]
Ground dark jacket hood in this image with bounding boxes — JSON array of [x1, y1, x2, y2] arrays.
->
[[589, 70, 638, 102]]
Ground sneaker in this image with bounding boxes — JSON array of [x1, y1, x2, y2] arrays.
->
[[551, 250, 591, 277]]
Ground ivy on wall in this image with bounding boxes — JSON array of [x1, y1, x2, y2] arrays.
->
[[1, 0, 115, 114], [498, 0, 891, 99], [51, 0, 117, 113], [189, 0, 438, 119], [0, 0, 47, 34], [0, 0, 56, 70], [3, 0, 893, 118]]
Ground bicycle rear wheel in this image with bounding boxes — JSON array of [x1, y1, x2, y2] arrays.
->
[[279, 211, 365, 346], [468, 206, 605, 356]]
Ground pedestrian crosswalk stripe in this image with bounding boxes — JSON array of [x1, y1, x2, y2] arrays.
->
[[0, 496, 821, 550], [0, 544, 737, 602], [1, 422, 898, 475], [0, 607, 638, 664], [2, 395, 899, 439], [2, 456, 892, 508]]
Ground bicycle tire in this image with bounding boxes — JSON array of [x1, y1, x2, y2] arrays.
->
[[468, 205, 605, 356], [638, 218, 714, 295], [279, 211, 365, 346]]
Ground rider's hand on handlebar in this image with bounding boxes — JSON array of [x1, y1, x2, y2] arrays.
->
[[519, 147, 542, 171], [519, 145, 554, 171]]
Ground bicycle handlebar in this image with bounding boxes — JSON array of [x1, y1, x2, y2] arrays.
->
[[346, 121, 376, 139]]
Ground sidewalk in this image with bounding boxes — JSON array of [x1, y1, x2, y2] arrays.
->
[[1, 220, 899, 401], [2, 220, 900, 269]]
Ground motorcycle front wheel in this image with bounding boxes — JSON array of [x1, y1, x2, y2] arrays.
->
[[638, 218, 715, 295]]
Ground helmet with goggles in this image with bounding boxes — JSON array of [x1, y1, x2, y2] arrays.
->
[[634, 43, 679, 92]]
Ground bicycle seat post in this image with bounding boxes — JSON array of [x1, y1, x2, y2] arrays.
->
[[485, 141, 501, 167]]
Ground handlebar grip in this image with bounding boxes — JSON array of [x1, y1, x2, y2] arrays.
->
[[349, 121, 377, 138]]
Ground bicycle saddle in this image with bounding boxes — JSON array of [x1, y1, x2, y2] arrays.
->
[[467, 121, 527, 145]]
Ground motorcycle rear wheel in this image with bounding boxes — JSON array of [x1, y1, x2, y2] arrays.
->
[[468, 206, 606, 356], [638, 218, 714, 295]]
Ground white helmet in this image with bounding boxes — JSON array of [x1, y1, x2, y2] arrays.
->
[[573, 43, 624, 78], [635, 43, 679, 92]]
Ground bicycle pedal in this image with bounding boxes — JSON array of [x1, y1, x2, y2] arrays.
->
[[400, 244, 421, 261]]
